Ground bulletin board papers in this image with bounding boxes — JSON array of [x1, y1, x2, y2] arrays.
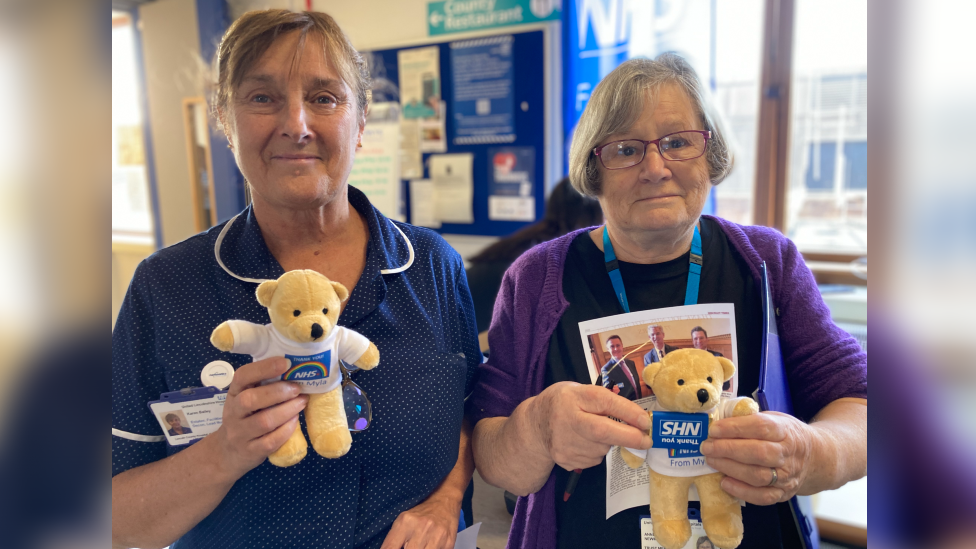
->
[[349, 105, 402, 221], [409, 179, 440, 228], [487, 146, 534, 221], [450, 35, 516, 145], [429, 153, 475, 224], [398, 46, 442, 120]]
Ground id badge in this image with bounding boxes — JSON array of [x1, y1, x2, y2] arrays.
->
[[640, 509, 709, 549], [148, 386, 227, 446], [651, 411, 709, 458]]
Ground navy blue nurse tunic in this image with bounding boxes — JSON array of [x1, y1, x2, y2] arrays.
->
[[112, 187, 482, 548]]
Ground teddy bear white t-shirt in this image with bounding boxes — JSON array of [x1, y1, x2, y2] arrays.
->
[[225, 320, 371, 394], [625, 397, 753, 477]]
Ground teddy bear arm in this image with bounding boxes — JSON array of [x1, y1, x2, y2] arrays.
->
[[211, 321, 235, 352], [732, 397, 760, 417], [353, 342, 380, 370]]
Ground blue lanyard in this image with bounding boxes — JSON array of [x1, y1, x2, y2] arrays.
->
[[603, 224, 702, 312]]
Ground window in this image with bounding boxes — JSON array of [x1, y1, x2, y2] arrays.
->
[[112, 11, 155, 244], [785, 0, 867, 255]]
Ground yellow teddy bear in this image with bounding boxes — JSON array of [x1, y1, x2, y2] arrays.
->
[[210, 270, 380, 467], [620, 348, 758, 549]]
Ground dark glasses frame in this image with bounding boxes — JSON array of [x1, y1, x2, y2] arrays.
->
[[592, 130, 712, 170]]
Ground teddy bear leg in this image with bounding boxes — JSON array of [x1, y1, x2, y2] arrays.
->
[[305, 388, 352, 459], [619, 447, 646, 469], [268, 418, 308, 467], [649, 469, 694, 549], [696, 472, 744, 549]]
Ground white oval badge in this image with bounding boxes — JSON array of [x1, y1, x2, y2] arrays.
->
[[201, 360, 235, 390]]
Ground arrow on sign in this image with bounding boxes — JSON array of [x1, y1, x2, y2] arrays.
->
[[429, 10, 445, 26]]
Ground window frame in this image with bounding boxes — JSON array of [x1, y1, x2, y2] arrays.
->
[[752, 0, 867, 285]]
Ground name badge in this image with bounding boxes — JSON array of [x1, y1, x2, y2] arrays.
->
[[148, 386, 226, 446], [651, 411, 709, 458]]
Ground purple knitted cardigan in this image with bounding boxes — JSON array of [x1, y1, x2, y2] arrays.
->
[[467, 215, 868, 549]]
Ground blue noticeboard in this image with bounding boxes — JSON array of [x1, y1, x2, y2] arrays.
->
[[365, 30, 546, 237]]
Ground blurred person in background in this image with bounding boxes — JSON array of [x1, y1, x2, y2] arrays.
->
[[111, 10, 480, 549], [468, 55, 867, 548], [465, 177, 603, 334]]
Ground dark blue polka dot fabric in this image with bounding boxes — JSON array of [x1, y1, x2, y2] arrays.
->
[[112, 186, 482, 548]]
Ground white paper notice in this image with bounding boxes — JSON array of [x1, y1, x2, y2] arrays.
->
[[452, 522, 481, 549], [409, 179, 440, 228], [349, 119, 401, 221], [575, 303, 740, 519], [400, 119, 422, 179], [429, 153, 474, 223], [488, 196, 535, 221]]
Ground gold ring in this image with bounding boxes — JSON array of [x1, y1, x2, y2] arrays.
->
[[768, 467, 778, 487]]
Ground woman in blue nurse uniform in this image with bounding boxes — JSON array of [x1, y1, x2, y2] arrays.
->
[[111, 10, 480, 549]]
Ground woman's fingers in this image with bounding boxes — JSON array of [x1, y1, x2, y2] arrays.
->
[[720, 475, 786, 506], [705, 456, 778, 487], [227, 357, 291, 396], [232, 380, 303, 416], [250, 414, 301, 458], [574, 412, 650, 450], [699, 437, 785, 467], [709, 411, 787, 441], [577, 386, 650, 431], [237, 394, 309, 441]]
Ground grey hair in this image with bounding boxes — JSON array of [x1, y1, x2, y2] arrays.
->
[[568, 53, 733, 197]]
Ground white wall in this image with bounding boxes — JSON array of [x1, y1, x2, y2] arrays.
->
[[228, 0, 546, 51]]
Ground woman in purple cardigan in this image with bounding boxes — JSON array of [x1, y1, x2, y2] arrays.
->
[[467, 55, 867, 549]]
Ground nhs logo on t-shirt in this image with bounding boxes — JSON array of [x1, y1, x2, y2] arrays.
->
[[283, 350, 331, 380], [652, 411, 709, 458]]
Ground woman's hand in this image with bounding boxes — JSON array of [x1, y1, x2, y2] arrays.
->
[[700, 411, 820, 505], [531, 381, 651, 471], [211, 357, 309, 479], [380, 494, 461, 549]]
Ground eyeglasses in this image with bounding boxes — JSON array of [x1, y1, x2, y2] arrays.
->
[[592, 130, 711, 170], [339, 361, 373, 431]]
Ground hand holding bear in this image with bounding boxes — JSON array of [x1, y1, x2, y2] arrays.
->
[[700, 410, 819, 506], [210, 357, 309, 478], [529, 382, 651, 471]]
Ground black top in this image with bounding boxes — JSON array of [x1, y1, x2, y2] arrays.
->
[[545, 218, 802, 549]]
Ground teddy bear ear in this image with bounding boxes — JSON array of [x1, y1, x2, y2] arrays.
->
[[642, 361, 663, 386], [255, 280, 278, 307], [331, 281, 349, 302], [717, 356, 736, 381]]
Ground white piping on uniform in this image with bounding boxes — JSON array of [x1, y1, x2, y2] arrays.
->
[[112, 428, 165, 443], [380, 222, 415, 275], [215, 213, 269, 284], [214, 212, 415, 281]]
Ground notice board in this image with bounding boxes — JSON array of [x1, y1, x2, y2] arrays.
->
[[364, 30, 546, 236]]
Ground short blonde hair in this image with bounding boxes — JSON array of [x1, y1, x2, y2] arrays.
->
[[211, 9, 371, 133], [568, 54, 733, 197]]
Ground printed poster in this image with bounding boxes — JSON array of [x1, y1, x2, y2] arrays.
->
[[487, 146, 535, 221], [450, 35, 515, 145]]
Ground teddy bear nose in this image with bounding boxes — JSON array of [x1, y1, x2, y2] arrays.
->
[[311, 323, 324, 340], [697, 389, 709, 404]]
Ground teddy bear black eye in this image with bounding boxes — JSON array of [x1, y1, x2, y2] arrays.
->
[[322, 308, 328, 315], [677, 379, 684, 386], [293, 310, 301, 317], [707, 377, 713, 383]]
